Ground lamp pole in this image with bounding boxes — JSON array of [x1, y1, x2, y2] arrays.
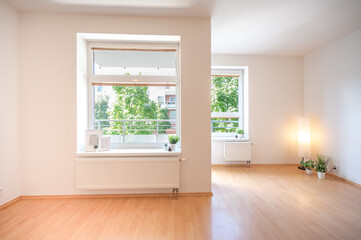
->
[[297, 117, 311, 170], [298, 157, 306, 170]]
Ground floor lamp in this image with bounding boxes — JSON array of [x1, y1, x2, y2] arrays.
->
[[297, 117, 311, 170]]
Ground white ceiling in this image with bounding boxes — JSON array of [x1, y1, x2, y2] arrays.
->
[[5, 0, 361, 56], [5, 0, 214, 17], [212, 0, 361, 55]]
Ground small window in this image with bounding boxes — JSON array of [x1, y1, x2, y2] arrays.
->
[[158, 96, 165, 104], [169, 96, 176, 104], [169, 110, 176, 119], [211, 69, 244, 137]]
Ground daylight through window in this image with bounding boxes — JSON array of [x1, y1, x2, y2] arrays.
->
[[211, 69, 243, 137], [89, 45, 179, 147]]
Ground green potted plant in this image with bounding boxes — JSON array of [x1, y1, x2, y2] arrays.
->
[[302, 160, 315, 175], [315, 154, 329, 179], [235, 129, 244, 138], [93, 145, 98, 152], [168, 135, 180, 150]]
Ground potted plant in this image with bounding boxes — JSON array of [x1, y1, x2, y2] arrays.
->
[[235, 129, 244, 138], [302, 160, 315, 175], [93, 145, 98, 152], [168, 135, 180, 150], [315, 154, 329, 179]]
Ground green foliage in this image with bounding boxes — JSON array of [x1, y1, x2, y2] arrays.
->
[[300, 159, 305, 166], [315, 154, 329, 173], [302, 160, 315, 170], [211, 76, 239, 132], [107, 86, 171, 135], [212, 118, 239, 133], [94, 94, 109, 120], [211, 76, 238, 113], [93, 145, 98, 149], [236, 129, 244, 134], [168, 135, 180, 144]]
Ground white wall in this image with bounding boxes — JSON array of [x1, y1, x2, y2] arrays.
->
[[212, 55, 304, 164], [0, 0, 21, 205], [19, 13, 211, 195], [304, 28, 361, 185]]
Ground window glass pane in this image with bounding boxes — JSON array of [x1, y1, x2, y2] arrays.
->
[[93, 50, 176, 76], [93, 85, 177, 144], [211, 75, 240, 134], [169, 110, 176, 119], [211, 76, 239, 113], [211, 118, 239, 133]]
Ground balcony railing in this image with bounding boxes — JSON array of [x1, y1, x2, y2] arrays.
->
[[94, 119, 238, 143], [95, 119, 176, 143], [211, 119, 239, 133]]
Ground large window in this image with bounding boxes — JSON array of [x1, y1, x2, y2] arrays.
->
[[88, 44, 179, 148], [211, 68, 244, 137]]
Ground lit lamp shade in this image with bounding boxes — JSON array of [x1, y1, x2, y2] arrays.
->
[[297, 117, 311, 158]]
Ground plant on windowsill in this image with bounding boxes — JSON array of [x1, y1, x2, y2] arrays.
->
[[302, 160, 315, 175], [235, 129, 244, 138], [93, 145, 98, 152], [315, 154, 329, 179], [168, 135, 180, 151]]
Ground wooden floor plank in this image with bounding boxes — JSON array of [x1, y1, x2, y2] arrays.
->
[[1, 165, 360, 240]]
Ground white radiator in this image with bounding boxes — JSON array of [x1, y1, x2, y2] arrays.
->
[[224, 142, 252, 161], [75, 157, 180, 189]]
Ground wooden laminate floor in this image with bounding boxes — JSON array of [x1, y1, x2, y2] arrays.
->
[[1, 165, 361, 240]]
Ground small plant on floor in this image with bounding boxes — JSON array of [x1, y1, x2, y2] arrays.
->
[[315, 154, 329, 179], [168, 135, 180, 150], [303, 160, 315, 175], [235, 129, 244, 138]]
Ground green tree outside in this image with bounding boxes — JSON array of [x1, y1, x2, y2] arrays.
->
[[211, 76, 239, 133], [94, 94, 109, 120], [94, 76, 238, 135], [106, 86, 171, 135]]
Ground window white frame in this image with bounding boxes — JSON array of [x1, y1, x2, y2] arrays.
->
[[87, 42, 181, 148], [211, 67, 247, 138]]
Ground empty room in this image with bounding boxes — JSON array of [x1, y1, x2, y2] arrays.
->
[[0, 0, 361, 239]]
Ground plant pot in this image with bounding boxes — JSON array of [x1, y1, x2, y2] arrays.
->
[[317, 171, 325, 179], [306, 169, 313, 175], [170, 144, 176, 150], [236, 134, 244, 138]]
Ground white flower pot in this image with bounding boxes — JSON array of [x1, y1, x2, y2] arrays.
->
[[317, 172, 325, 179], [236, 134, 244, 138], [170, 144, 176, 150], [306, 169, 313, 175]]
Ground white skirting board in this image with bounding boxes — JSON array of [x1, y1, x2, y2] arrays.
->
[[223, 142, 252, 161], [75, 157, 180, 189]]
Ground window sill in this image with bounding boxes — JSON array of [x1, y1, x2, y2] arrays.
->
[[76, 149, 181, 157], [211, 137, 249, 142]]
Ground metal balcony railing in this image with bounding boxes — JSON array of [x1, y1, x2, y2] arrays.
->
[[211, 119, 239, 133], [95, 119, 176, 143], [94, 118, 238, 140]]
